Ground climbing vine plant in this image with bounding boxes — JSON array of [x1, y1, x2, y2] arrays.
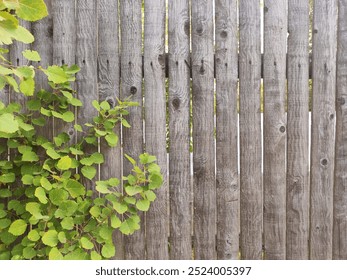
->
[[0, 0, 163, 260]]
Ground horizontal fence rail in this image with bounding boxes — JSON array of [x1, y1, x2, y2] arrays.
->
[[1, 0, 346, 260]]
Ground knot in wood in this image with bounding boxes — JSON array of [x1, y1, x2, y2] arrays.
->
[[172, 98, 180, 110], [184, 20, 190, 36], [320, 158, 328, 166], [279, 126, 286, 133], [130, 86, 137, 95], [158, 54, 165, 68], [106, 97, 115, 107], [338, 97, 345, 105], [220, 30, 228, 38]]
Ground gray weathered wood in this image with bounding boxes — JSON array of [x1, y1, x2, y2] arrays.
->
[[310, 0, 337, 260], [98, 0, 123, 260], [215, 0, 239, 260], [286, 0, 310, 260], [32, 0, 53, 141], [239, 0, 262, 260], [333, 0, 347, 260], [75, 0, 98, 191], [52, 0, 76, 140], [144, 0, 169, 260], [191, 0, 216, 259], [120, 0, 146, 260], [168, 0, 191, 260], [263, 0, 287, 260]]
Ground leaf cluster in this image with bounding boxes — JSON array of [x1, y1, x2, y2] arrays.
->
[[0, 0, 163, 260]]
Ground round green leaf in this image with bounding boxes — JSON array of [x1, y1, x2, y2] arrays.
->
[[80, 237, 94, 250], [61, 217, 74, 230], [0, 218, 11, 229], [49, 247, 63, 260], [34, 187, 48, 204], [23, 247, 36, 259], [65, 179, 85, 198], [62, 111, 74, 122], [57, 156, 72, 171], [81, 166, 97, 180], [0, 113, 19, 134], [8, 219, 27, 236], [136, 199, 150, 211], [91, 251, 102, 260], [22, 50, 41, 61], [101, 243, 115, 259], [42, 230, 58, 247], [28, 230, 40, 242]]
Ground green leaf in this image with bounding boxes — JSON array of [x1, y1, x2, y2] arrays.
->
[[40, 177, 52, 191], [0, 189, 12, 197], [25, 202, 41, 217], [8, 219, 27, 236], [34, 187, 48, 204], [58, 232, 67, 243], [124, 154, 136, 166], [65, 179, 85, 198], [101, 243, 115, 259], [80, 237, 94, 250], [105, 133, 119, 147], [89, 206, 100, 218], [136, 199, 150, 211], [69, 98, 82, 107], [125, 185, 143, 196], [57, 156, 72, 170], [108, 178, 120, 187], [42, 65, 69, 84], [27, 230, 40, 242], [5, 76, 19, 92], [49, 247, 63, 260], [0, 113, 19, 134], [19, 77, 35, 96], [22, 151, 39, 162], [0, 172, 15, 183], [119, 218, 140, 235], [62, 111, 74, 122], [92, 100, 100, 111], [61, 217, 74, 230], [22, 50, 41, 61], [23, 246, 36, 259], [42, 230, 58, 247], [49, 189, 68, 206], [46, 148, 61, 159], [81, 166, 97, 180], [0, 218, 11, 229], [139, 153, 157, 164], [145, 190, 156, 202], [113, 202, 127, 214], [15, 0, 48, 21], [95, 181, 111, 194], [121, 118, 131, 128], [0, 209, 6, 218], [110, 215, 121, 229], [91, 251, 102, 260]]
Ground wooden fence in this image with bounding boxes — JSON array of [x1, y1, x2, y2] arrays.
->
[[1, 0, 347, 260]]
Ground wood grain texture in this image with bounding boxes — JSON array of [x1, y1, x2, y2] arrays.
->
[[310, 0, 337, 260], [191, 0, 216, 260], [287, 0, 310, 260], [144, 0, 169, 260], [239, 0, 262, 260], [215, 0, 239, 260], [120, 0, 146, 260], [32, 0, 53, 141], [98, 0, 123, 260], [75, 0, 98, 191], [333, 0, 347, 260], [52, 0, 76, 140], [263, 0, 287, 260], [168, 0, 191, 260]]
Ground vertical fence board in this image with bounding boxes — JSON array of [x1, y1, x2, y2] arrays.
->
[[168, 0, 191, 260], [121, 0, 146, 260], [310, 0, 337, 260], [144, 0, 169, 260], [76, 0, 98, 191], [215, 0, 239, 260], [263, 0, 287, 260], [286, 0, 310, 260], [333, 0, 347, 260], [239, 0, 262, 260], [52, 0, 76, 140], [98, 0, 124, 260], [191, 0, 216, 259], [32, 0, 53, 140]]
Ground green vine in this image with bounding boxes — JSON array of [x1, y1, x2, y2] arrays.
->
[[0, 0, 163, 260]]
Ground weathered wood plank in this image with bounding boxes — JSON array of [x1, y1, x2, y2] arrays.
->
[[98, 0, 123, 260], [191, 0, 216, 259], [310, 0, 337, 260], [52, 0, 76, 140], [168, 0, 191, 260], [287, 0, 311, 260], [120, 0, 146, 260], [333, 0, 347, 260], [215, 0, 239, 260], [263, 0, 287, 260], [144, 0, 169, 260], [286, 0, 310, 260], [239, 0, 262, 260], [75, 0, 98, 191], [32, 0, 53, 140]]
